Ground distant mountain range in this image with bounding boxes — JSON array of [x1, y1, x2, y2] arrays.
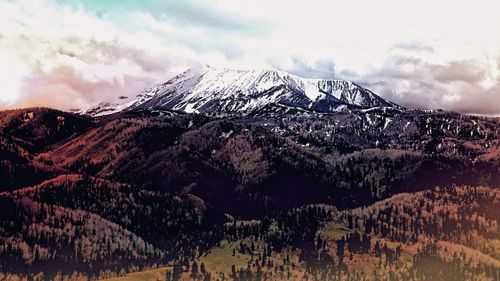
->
[[84, 65, 398, 116]]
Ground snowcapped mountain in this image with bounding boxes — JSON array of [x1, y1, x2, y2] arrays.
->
[[86, 65, 398, 116], [83, 82, 167, 117], [84, 91, 156, 117]]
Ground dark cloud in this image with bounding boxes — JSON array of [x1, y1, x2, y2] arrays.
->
[[158, 0, 266, 35], [69, 39, 182, 73], [69, 0, 266, 35], [392, 42, 434, 53], [350, 55, 500, 115], [392, 56, 423, 66], [276, 56, 335, 79], [170, 32, 245, 59], [337, 69, 359, 81], [437, 83, 500, 115], [430, 60, 488, 83]]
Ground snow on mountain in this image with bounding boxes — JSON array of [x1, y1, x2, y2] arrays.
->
[[85, 65, 398, 116], [83, 88, 158, 117]]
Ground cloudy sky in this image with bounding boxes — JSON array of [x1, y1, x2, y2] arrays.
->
[[1, 0, 500, 115]]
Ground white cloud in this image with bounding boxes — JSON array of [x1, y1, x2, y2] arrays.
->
[[1, 0, 500, 114], [0, 0, 192, 110], [0, 50, 30, 105]]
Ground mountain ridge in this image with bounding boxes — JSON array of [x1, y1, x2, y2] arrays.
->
[[1, 105, 499, 280], [85, 65, 398, 116]]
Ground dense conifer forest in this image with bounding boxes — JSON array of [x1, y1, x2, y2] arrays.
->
[[0, 108, 499, 280]]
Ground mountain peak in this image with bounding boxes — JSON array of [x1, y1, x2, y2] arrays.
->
[[85, 66, 398, 116]]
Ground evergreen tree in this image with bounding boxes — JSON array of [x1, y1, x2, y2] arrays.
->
[[200, 262, 206, 275], [191, 261, 199, 278]]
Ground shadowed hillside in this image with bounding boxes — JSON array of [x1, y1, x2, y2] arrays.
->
[[0, 107, 498, 280]]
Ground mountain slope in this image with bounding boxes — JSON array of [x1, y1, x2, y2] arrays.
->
[[0, 192, 161, 279], [11, 174, 203, 250], [0, 105, 499, 280], [86, 66, 397, 116], [38, 109, 500, 217], [0, 108, 94, 191], [0, 108, 94, 152], [135, 66, 397, 115]]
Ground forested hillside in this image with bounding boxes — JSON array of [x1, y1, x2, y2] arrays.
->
[[0, 107, 498, 280]]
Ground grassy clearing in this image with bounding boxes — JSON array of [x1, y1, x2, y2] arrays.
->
[[100, 267, 170, 281], [100, 239, 264, 280], [319, 221, 354, 241], [199, 239, 264, 274]]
